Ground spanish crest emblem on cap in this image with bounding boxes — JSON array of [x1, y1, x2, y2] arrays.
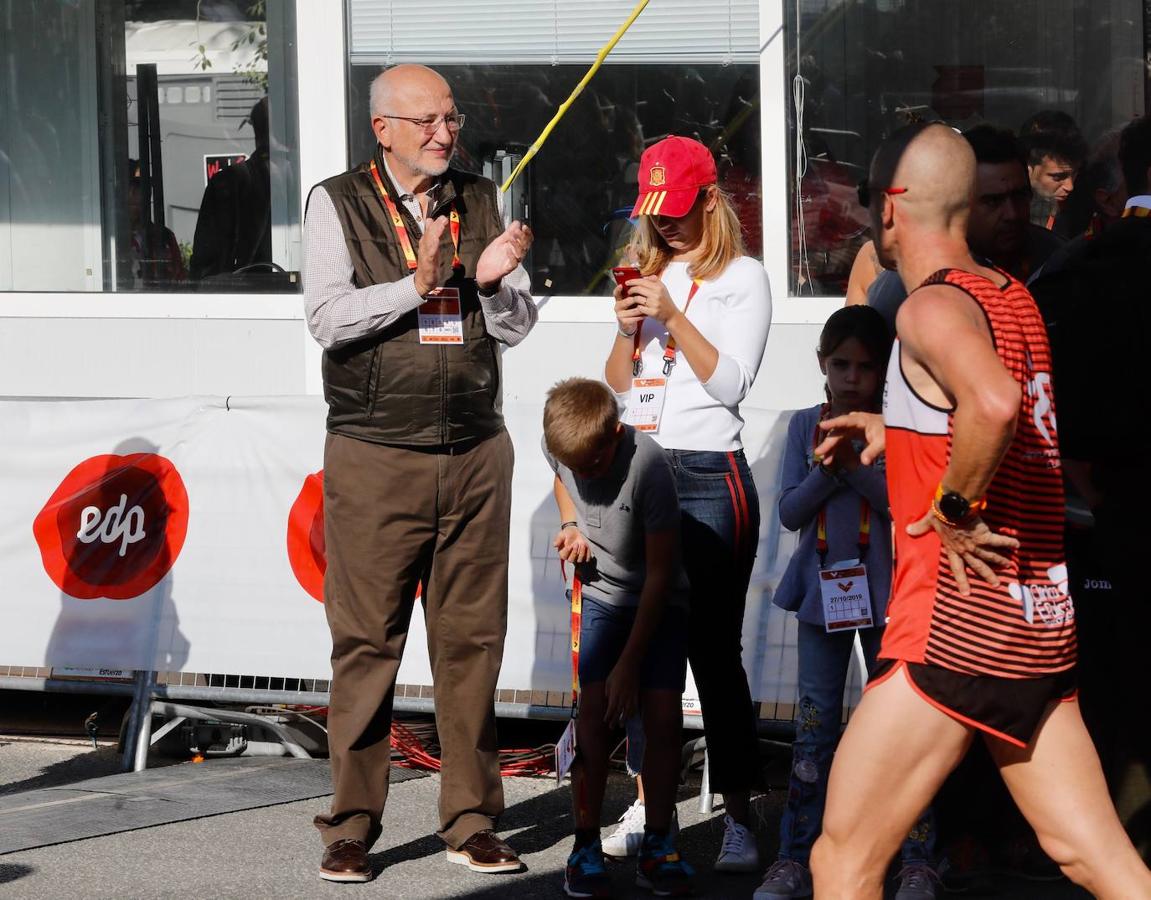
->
[[649, 165, 666, 187]]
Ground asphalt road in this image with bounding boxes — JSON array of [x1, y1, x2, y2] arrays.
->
[[0, 731, 1096, 899]]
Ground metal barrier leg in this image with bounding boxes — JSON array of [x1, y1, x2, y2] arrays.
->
[[121, 669, 155, 773], [698, 745, 714, 814], [132, 699, 156, 772]]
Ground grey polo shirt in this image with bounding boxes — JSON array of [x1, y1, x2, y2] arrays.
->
[[545, 425, 690, 609]]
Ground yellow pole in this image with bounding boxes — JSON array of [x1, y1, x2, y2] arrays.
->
[[500, 0, 651, 193]]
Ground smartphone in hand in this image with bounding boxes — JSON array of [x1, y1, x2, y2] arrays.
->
[[612, 266, 642, 300]]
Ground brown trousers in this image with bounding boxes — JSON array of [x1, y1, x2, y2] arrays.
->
[[313, 429, 513, 850]]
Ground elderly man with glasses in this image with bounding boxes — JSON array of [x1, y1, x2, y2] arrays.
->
[[303, 63, 536, 884]]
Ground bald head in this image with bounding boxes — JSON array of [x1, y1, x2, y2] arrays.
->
[[369, 64, 451, 119], [879, 123, 976, 230], [369, 65, 458, 189]]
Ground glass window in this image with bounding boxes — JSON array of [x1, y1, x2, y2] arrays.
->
[[0, 0, 301, 293], [344, 0, 760, 297], [786, 0, 1147, 296]]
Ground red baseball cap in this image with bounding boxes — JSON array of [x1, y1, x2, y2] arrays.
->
[[631, 136, 718, 219]]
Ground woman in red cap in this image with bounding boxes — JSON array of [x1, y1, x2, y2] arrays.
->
[[602, 135, 772, 879]]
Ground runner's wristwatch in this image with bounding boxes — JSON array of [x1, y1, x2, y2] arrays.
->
[[932, 484, 986, 526]]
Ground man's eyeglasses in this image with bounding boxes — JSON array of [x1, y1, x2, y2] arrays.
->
[[381, 113, 466, 134], [857, 179, 909, 207]]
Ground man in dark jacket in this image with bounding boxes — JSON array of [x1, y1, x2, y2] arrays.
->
[[190, 97, 272, 281], [303, 64, 536, 884]]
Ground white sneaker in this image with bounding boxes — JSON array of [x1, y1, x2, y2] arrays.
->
[[601, 800, 679, 858], [715, 814, 759, 873]]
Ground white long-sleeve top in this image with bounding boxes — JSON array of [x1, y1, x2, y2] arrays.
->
[[618, 257, 772, 452]]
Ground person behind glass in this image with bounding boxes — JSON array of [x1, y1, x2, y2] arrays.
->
[[190, 97, 272, 281], [754, 305, 938, 900], [1018, 110, 1087, 233], [543, 378, 695, 899], [303, 64, 537, 884], [604, 135, 772, 873]]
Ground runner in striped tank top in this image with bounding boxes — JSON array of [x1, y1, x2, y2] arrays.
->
[[880, 265, 1077, 686], [808, 123, 1151, 900]]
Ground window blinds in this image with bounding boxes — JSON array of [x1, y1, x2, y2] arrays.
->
[[348, 0, 759, 66]]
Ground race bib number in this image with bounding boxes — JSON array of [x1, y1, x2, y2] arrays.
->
[[819, 560, 874, 632], [417, 287, 464, 344], [554, 716, 578, 784], [623, 376, 667, 433]]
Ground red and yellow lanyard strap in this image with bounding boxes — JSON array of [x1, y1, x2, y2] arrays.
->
[[813, 407, 870, 566], [368, 159, 461, 271], [631, 277, 703, 377], [570, 575, 583, 715], [1123, 205, 1151, 219]]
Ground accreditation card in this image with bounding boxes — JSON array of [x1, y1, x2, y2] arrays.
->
[[819, 559, 874, 632], [623, 376, 668, 433], [417, 287, 464, 344]]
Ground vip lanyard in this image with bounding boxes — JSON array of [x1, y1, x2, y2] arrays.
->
[[368, 159, 461, 271], [631, 278, 703, 377], [813, 406, 870, 566]]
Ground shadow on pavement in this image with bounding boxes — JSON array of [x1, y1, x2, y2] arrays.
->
[[0, 746, 122, 797], [0, 863, 33, 884]]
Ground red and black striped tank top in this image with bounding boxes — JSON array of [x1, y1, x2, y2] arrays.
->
[[880, 267, 1076, 678]]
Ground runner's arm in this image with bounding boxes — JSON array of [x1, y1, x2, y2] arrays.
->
[[897, 285, 1020, 501]]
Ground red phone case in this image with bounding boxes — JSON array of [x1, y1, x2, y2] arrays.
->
[[612, 267, 641, 288]]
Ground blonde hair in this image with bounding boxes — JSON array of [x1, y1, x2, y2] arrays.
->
[[543, 378, 619, 468], [628, 185, 745, 282]]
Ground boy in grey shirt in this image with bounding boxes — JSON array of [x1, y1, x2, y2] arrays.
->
[[542, 378, 693, 898]]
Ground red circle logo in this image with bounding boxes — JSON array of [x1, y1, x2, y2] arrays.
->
[[287, 470, 326, 602], [33, 454, 189, 600], [285, 470, 421, 604]]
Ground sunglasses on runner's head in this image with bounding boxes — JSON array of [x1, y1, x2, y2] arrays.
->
[[857, 179, 909, 208]]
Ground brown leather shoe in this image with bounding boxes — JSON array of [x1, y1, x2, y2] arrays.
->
[[445, 829, 523, 873], [320, 838, 372, 883]]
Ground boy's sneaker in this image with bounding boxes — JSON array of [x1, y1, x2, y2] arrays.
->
[[602, 801, 679, 858], [565, 840, 612, 898], [636, 831, 694, 896], [753, 858, 813, 898], [894, 862, 942, 900], [714, 814, 759, 873]]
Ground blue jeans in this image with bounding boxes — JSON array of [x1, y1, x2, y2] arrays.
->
[[777, 621, 936, 865], [577, 595, 688, 690], [623, 449, 761, 793]]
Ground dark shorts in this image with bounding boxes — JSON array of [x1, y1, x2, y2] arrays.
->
[[577, 595, 688, 692], [869, 658, 1078, 748]]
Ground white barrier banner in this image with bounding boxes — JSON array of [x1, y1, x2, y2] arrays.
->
[[1, 397, 814, 707]]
